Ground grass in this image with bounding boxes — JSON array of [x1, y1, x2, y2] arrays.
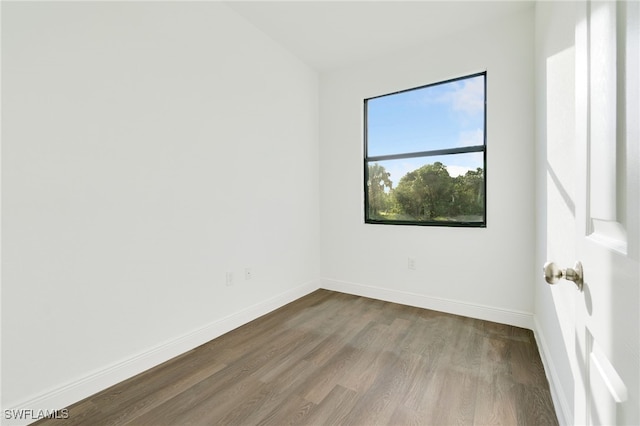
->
[[371, 211, 483, 223]]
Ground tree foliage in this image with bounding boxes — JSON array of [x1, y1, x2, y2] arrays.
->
[[367, 161, 484, 222], [394, 162, 453, 219], [367, 163, 393, 219]]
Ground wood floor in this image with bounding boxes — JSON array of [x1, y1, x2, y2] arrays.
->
[[35, 290, 558, 425]]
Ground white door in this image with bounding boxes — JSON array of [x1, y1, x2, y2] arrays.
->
[[572, 1, 639, 424]]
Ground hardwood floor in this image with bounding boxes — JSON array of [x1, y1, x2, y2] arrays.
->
[[35, 290, 558, 425]]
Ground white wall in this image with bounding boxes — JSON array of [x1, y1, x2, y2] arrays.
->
[[319, 7, 536, 327], [2, 2, 319, 414]]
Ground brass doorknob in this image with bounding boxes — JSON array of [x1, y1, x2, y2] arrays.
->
[[543, 261, 583, 291]]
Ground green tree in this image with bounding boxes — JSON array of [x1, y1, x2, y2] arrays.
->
[[394, 162, 453, 220], [452, 168, 484, 217], [367, 163, 393, 219]]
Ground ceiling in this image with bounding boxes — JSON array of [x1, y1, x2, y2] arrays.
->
[[225, 1, 534, 72]]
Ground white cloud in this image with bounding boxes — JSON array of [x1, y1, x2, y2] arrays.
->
[[435, 76, 484, 115], [447, 165, 473, 177], [458, 128, 484, 147], [451, 78, 484, 114]]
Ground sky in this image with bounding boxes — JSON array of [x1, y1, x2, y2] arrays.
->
[[366, 74, 485, 186]]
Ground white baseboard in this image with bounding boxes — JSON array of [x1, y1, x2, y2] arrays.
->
[[320, 278, 534, 329], [2, 280, 320, 426], [532, 315, 572, 426]]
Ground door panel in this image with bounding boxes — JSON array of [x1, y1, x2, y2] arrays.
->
[[574, 1, 639, 424]]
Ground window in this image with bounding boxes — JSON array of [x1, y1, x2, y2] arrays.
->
[[364, 72, 486, 227]]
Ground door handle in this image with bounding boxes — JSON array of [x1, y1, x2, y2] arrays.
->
[[543, 261, 584, 291]]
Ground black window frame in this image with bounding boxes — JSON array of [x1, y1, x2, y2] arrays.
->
[[364, 71, 487, 227]]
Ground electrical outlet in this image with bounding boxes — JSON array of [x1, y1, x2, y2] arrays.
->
[[244, 268, 253, 280], [226, 272, 234, 286], [408, 257, 416, 270]]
